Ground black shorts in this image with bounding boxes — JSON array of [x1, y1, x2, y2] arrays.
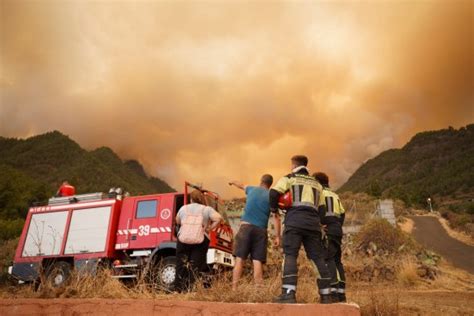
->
[[233, 223, 268, 263]]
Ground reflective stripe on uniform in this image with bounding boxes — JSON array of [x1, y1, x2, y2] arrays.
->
[[313, 188, 320, 207], [272, 173, 325, 208], [322, 188, 345, 217], [293, 185, 300, 203], [326, 196, 334, 216], [319, 288, 331, 295], [282, 284, 296, 291]]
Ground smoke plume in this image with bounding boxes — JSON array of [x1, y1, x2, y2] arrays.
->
[[1, 1, 472, 197]]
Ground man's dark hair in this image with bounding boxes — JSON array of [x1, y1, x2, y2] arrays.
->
[[313, 172, 329, 187], [260, 174, 273, 187], [291, 155, 308, 167]]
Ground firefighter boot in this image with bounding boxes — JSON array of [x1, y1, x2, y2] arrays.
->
[[338, 281, 347, 302], [317, 278, 332, 304], [330, 282, 340, 303], [273, 288, 297, 304]]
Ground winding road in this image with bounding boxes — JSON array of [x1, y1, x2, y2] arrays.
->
[[410, 216, 474, 274]]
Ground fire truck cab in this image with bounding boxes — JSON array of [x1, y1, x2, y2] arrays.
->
[[9, 184, 234, 290]]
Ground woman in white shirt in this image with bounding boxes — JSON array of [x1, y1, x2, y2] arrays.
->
[[175, 190, 222, 292]]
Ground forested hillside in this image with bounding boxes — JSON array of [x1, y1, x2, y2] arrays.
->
[[339, 124, 474, 209], [0, 131, 174, 240]]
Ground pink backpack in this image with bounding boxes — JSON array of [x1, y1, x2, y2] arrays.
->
[[178, 206, 205, 244]]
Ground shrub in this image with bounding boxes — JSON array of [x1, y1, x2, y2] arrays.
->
[[452, 213, 472, 228], [0, 219, 24, 242], [355, 218, 414, 254], [0, 238, 19, 285]]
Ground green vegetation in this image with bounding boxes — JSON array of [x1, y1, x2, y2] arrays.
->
[[339, 124, 474, 235], [339, 124, 474, 207], [0, 131, 175, 241]]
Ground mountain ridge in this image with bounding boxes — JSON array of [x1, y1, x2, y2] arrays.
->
[[338, 124, 474, 210], [0, 131, 175, 240]]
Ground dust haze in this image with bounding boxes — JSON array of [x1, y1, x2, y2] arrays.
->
[[1, 1, 472, 197]]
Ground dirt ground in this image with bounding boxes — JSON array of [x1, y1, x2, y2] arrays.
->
[[398, 290, 474, 315], [351, 288, 474, 315]]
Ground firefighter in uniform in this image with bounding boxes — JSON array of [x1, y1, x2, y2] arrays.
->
[[314, 172, 346, 302], [270, 155, 332, 304]]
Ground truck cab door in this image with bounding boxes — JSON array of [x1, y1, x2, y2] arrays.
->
[[128, 197, 161, 249]]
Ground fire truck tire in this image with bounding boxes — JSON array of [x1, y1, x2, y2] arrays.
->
[[154, 256, 177, 291], [46, 261, 72, 288]]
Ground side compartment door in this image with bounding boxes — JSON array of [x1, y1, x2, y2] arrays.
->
[[129, 197, 161, 249], [22, 210, 69, 257]]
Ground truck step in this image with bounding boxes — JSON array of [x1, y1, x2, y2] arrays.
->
[[111, 274, 137, 279], [113, 264, 139, 269]]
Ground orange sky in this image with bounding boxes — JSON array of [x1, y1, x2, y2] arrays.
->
[[1, 1, 473, 197]]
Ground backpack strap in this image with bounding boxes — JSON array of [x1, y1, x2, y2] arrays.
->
[[185, 206, 191, 216], [201, 205, 207, 227]]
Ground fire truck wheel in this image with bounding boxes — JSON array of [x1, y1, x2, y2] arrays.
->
[[47, 261, 72, 287], [156, 256, 177, 291]]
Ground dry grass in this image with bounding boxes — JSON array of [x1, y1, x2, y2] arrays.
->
[[1, 269, 137, 299], [398, 217, 414, 234], [428, 259, 474, 292], [396, 259, 420, 288], [350, 283, 400, 316], [1, 252, 473, 316], [0, 250, 323, 303], [194, 270, 279, 303], [361, 289, 400, 316], [437, 215, 474, 246], [194, 257, 322, 303]]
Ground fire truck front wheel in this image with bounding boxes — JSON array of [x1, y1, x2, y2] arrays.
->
[[153, 256, 177, 291], [46, 261, 72, 288]]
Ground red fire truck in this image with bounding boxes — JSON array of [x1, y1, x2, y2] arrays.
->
[[8, 182, 234, 290]]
